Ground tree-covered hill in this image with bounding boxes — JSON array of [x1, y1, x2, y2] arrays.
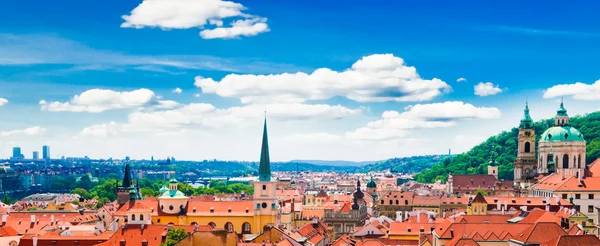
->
[[363, 155, 447, 173], [414, 111, 600, 183]]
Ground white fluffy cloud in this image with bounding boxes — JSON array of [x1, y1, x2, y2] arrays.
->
[[196, 54, 451, 104], [0, 98, 7, 107], [346, 101, 501, 141], [0, 126, 46, 137], [121, 0, 269, 39], [200, 17, 269, 39], [456, 77, 467, 82], [40, 88, 172, 113], [474, 82, 503, 96], [544, 80, 600, 100], [172, 88, 182, 94], [81, 102, 361, 136]]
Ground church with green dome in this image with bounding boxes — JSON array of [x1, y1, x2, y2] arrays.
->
[[514, 99, 586, 187], [537, 99, 586, 178]]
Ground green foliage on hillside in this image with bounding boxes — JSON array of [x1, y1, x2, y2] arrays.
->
[[415, 111, 600, 183], [363, 155, 445, 173]]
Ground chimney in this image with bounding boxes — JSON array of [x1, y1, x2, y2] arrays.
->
[[51, 215, 55, 223], [33, 237, 38, 246], [120, 240, 126, 246], [496, 201, 501, 211], [1, 214, 6, 224], [450, 229, 454, 238], [291, 198, 295, 212], [417, 211, 421, 223], [312, 217, 318, 229], [141, 240, 148, 246], [395, 212, 402, 222], [546, 203, 550, 212], [30, 215, 36, 224], [334, 193, 339, 204]]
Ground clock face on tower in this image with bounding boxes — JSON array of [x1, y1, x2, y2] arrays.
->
[[525, 131, 531, 137]]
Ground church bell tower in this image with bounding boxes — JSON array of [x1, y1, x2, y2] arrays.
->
[[253, 117, 277, 231], [514, 102, 537, 186]]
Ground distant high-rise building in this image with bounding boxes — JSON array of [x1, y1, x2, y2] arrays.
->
[[12, 147, 23, 159], [32, 151, 39, 159], [42, 145, 50, 159], [125, 156, 130, 161]]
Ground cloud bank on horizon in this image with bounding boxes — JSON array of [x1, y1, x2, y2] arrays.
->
[[1, 0, 600, 161]]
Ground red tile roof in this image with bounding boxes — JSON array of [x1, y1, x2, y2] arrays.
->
[[97, 224, 194, 246], [510, 222, 566, 245], [553, 235, 600, 246], [448, 238, 480, 246]]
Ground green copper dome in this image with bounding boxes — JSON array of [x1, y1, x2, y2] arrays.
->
[[159, 185, 169, 193], [160, 189, 187, 198], [540, 126, 584, 142], [366, 176, 376, 188]]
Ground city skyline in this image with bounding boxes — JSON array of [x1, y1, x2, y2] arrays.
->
[[2, 1, 600, 161]]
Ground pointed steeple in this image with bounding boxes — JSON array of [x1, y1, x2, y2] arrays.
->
[[520, 101, 533, 129], [259, 116, 271, 181], [488, 145, 497, 167], [122, 164, 132, 187]]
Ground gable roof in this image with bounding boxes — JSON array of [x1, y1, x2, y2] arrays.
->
[[510, 222, 566, 245]]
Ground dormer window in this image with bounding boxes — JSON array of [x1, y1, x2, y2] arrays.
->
[[210, 208, 214, 213], [228, 208, 232, 213]]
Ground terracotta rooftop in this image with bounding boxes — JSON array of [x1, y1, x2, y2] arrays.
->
[[509, 222, 567, 245], [96, 224, 194, 246]]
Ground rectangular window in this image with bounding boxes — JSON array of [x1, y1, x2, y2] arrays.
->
[[589, 194, 594, 199], [575, 194, 581, 199], [588, 205, 594, 213], [262, 185, 267, 190], [562, 194, 568, 199]]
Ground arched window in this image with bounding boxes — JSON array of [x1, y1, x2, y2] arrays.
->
[[381, 200, 384, 205], [395, 200, 399, 205], [191, 222, 198, 226], [208, 222, 216, 229], [405, 200, 408, 205], [524, 142, 531, 153], [563, 154, 569, 169], [389, 200, 393, 205], [242, 222, 251, 234], [131, 214, 136, 221], [140, 214, 144, 221], [578, 154, 582, 168], [225, 222, 234, 232]]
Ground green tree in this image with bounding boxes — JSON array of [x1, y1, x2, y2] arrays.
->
[[2, 194, 13, 205], [72, 188, 92, 199], [160, 228, 188, 246], [90, 179, 118, 201], [76, 175, 93, 190], [474, 189, 489, 196], [141, 187, 158, 198], [177, 183, 195, 196]]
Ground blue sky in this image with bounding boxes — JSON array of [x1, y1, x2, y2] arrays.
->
[[1, 0, 600, 161]]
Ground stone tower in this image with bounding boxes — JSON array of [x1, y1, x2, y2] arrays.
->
[[488, 148, 498, 180], [514, 102, 537, 186]]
